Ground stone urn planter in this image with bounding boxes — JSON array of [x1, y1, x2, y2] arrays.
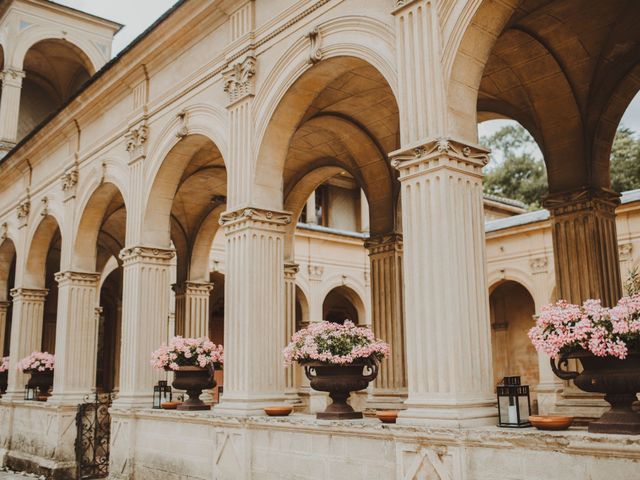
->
[[551, 351, 640, 434], [304, 359, 378, 420], [28, 370, 54, 399], [172, 366, 215, 411], [0, 371, 7, 394]]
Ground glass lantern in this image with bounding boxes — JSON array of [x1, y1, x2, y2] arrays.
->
[[153, 380, 172, 409], [24, 383, 37, 401], [497, 376, 531, 428]]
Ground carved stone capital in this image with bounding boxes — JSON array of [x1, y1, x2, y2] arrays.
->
[[119, 246, 176, 265], [125, 123, 149, 163], [364, 233, 403, 255], [54, 271, 100, 287], [0, 301, 10, 312], [0, 68, 25, 88], [219, 207, 292, 230], [222, 56, 256, 105], [390, 137, 489, 179], [284, 262, 299, 280], [543, 187, 620, 217], [10, 288, 48, 302]]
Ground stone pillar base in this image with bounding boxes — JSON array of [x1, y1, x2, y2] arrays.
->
[[214, 394, 289, 416], [366, 389, 407, 410], [398, 397, 497, 428], [112, 393, 153, 410]]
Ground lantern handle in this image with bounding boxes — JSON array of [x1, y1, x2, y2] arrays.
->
[[550, 353, 578, 381]]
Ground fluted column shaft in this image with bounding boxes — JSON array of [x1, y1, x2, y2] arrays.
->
[[543, 188, 622, 307], [215, 207, 290, 415], [48, 271, 100, 404], [113, 246, 174, 408], [174, 282, 213, 338], [0, 301, 9, 358], [284, 262, 301, 403], [5, 288, 47, 400], [365, 234, 406, 407], [391, 139, 496, 426], [0, 68, 25, 149]]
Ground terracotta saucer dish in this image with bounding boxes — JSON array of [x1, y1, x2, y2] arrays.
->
[[376, 410, 399, 424], [264, 406, 293, 416], [528, 415, 573, 431], [161, 401, 181, 410]]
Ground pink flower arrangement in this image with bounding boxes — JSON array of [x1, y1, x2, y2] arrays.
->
[[529, 296, 640, 360], [283, 320, 390, 366], [17, 352, 54, 373], [151, 336, 224, 371], [0, 357, 8, 373]]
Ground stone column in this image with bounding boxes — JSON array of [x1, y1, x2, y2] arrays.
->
[[49, 271, 100, 404], [0, 301, 9, 358], [305, 194, 317, 224], [390, 138, 496, 427], [365, 234, 406, 408], [113, 246, 174, 408], [5, 288, 47, 400], [284, 262, 301, 404], [215, 208, 290, 415], [0, 68, 26, 152], [174, 281, 213, 338], [543, 187, 622, 307]]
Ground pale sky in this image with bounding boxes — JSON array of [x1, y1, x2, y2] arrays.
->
[[55, 0, 640, 142]]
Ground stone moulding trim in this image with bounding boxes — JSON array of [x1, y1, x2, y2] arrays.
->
[[54, 271, 100, 286], [219, 207, 292, 228], [542, 187, 621, 217], [118, 246, 176, 265], [390, 137, 489, 180]]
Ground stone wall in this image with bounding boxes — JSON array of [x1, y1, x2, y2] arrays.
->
[[109, 409, 640, 480]]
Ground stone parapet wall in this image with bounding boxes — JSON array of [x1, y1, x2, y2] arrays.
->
[[109, 409, 640, 480], [0, 401, 77, 479]]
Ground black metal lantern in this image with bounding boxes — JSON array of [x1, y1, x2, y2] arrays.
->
[[497, 376, 531, 427], [24, 383, 37, 401], [153, 380, 172, 409]]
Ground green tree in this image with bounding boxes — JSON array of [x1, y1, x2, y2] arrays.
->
[[481, 125, 548, 209], [610, 126, 640, 193]]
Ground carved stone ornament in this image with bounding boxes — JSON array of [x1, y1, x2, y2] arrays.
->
[[125, 123, 149, 161], [530, 256, 548, 274], [222, 56, 256, 104], [118, 246, 176, 265], [542, 187, 620, 216], [219, 207, 291, 227], [40, 197, 49, 217], [284, 262, 299, 279], [1, 68, 25, 88], [308, 264, 324, 281], [619, 243, 633, 262], [16, 198, 30, 227], [54, 271, 100, 286], [61, 166, 79, 193], [176, 110, 188, 139], [0, 222, 7, 242], [365, 233, 403, 255], [306, 27, 323, 64]]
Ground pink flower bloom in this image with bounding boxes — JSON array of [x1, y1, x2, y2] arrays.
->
[[17, 352, 54, 373], [151, 336, 224, 371]]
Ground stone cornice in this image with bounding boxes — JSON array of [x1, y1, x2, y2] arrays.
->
[[543, 187, 620, 217], [119, 246, 176, 265], [219, 207, 292, 229], [54, 271, 100, 286], [390, 137, 489, 179]]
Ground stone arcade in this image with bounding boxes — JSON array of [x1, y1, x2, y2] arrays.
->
[[0, 0, 638, 478]]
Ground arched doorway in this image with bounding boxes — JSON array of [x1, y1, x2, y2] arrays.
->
[[322, 285, 365, 325]]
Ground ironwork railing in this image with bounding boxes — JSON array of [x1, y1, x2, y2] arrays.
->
[[75, 392, 114, 479]]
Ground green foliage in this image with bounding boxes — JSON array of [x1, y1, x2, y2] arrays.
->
[[480, 125, 548, 209], [610, 127, 640, 194]]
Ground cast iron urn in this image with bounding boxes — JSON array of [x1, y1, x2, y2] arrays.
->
[[172, 366, 215, 411], [551, 351, 640, 434], [27, 370, 54, 400], [304, 358, 378, 420]]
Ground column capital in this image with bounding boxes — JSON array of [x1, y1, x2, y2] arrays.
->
[[284, 262, 299, 279], [10, 287, 48, 301], [219, 206, 292, 232], [124, 123, 148, 164], [0, 300, 10, 310], [174, 281, 214, 296], [364, 233, 403, 254], [119, 246, 175, 265], [222, 55, 256, 106], [54, 270, 100, 286], [542, 187, 620, 217], [390, 137, 489, 179], [392, 0, 427, 14], [0, 68, 26, 88]]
